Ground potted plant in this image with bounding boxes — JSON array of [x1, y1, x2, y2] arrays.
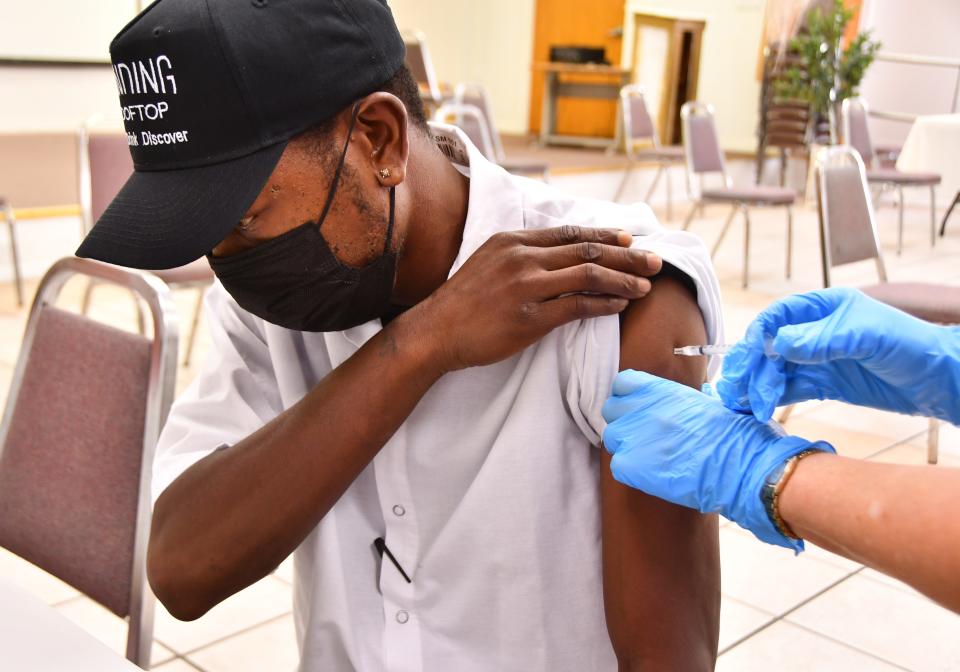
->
[[776, 0, 881, 143]]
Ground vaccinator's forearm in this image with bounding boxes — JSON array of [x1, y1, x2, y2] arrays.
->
[[780, 454, 960, 614]]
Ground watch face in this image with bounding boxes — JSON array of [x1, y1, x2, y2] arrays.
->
[[763, 461, 788, 488]]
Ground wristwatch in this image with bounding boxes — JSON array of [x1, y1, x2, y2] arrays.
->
[[760, 444, 831, 540]]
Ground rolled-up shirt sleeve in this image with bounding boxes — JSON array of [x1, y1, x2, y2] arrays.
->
[[152, 283, 283, 503]]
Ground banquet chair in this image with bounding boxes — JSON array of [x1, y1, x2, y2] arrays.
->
[[680, 102, 797, 288], [402, 30, 450, 114], [614, 84, 685, 219], [777, 145, 952, 463], [433, 101, 549, 180], [453, 83, 549, 180], [79, 128, 213, 366], [0, 257, 178, 667], [842, 98, 941, 255]]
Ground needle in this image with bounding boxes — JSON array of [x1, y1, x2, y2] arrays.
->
[[674, 338, 779, 358]]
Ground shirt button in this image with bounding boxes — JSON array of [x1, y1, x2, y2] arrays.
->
[[392, 505, 406, 517], [396, 609, 410, 624]]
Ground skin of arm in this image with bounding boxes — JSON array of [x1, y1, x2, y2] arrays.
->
[[601, 275, 721, 671], [779, 453, 960, 614]]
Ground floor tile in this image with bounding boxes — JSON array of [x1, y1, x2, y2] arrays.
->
[[187, 614, 298, 672], [55, 596, 176, 666], [780, 414, 898, 460], [0, 548, 78, 605], [718, 596, 774, 653], [717, 621, 902, 672], [872, 439, 960, 469], [273, 555, 294, 585], [788, 574, 960, 671], [719, 527, 852, 615], [153, 575, 292, 655]]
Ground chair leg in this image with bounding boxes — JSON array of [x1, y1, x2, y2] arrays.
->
[[939, 192, 959, 237], [665, 165, 674, 222], [682, 202, 699, 231], [779, 148, 788, 188], [897, 185, 905, 256], [928, 417, 940, 465], [2, 205, 24, 307], [183, 286, 205, 367], [711, 205, 738, 259], [742, 206, 752, 289], [614, 163, 634, 202], [930, 185, 937, 248], [643, 165, 665, 204], [786, 205, 794, 280]]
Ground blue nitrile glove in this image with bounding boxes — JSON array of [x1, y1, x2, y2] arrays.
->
[[602, 370, 835, 552], [716, 288, 960, 424]]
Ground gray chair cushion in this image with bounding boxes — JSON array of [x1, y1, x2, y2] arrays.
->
[[702, 185, 796, 205], [867, 168, 941, 186]]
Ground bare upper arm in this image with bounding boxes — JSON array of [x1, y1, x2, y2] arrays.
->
[[600, 274, 720, 669]]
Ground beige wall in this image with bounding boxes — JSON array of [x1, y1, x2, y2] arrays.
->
[[388, 0, 537, 135], [623, 1, 766, 153]]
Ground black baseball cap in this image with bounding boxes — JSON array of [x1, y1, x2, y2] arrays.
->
[[76, 0, 406, 270]]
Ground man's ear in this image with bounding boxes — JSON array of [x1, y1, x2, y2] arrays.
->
[[353, 92, 410, 187]]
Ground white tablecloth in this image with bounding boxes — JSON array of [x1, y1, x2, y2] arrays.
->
[[897, 114, 960, 205], [0, 578, 141, 671]]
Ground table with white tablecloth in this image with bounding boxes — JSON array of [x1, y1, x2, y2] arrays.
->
[[0, 578, 141, 671], [896, 114, 960, 209]]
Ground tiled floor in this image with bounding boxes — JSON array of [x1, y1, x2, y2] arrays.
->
[[2, 159, 959, 670]]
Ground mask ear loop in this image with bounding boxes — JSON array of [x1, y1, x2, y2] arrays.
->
[[316, 102, 362, 229], [383, 186, 396, 254]]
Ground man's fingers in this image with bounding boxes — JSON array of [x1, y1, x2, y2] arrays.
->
[[517, 225, 632, 248], [541, 264, 652, 301], [538, 293, 630, 325], [537, 242, 662, 277]]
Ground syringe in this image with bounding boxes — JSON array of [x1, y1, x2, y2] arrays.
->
[[674, 339, 779, 358]]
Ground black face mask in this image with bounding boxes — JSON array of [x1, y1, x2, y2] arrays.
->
[[208, 104, 398, 332]]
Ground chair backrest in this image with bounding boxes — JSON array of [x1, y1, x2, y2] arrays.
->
[[815, 145, 887, 287], [680, 101, 730, 198], [403, 30, 442, 104], [0, 132, 80, 210], [620, 84, 660, 155], [79, 129, 134, 234], [433, 103, 497, 162], [842, 97, 875, 166], [454, 83, 505, 163], [0, 257, 179, 667]]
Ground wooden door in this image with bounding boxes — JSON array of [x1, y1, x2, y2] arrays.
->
[[529, 0, 627, 137]]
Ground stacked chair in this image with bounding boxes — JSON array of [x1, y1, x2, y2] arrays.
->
[[613, 84, 685, 220]]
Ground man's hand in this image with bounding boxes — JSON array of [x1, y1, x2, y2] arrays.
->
[[419, 226, 662, 371]]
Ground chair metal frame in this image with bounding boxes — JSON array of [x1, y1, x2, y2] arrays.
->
[[452, 83, 507, 164], [0, 256, 179, 666], [680, 101, 795, 289], [614, 84, 683, 219], [0, 198, 22, 306], [842, 97, 938, 255]]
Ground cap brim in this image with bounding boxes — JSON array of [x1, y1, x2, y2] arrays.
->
[[76, 141, 287, 270]]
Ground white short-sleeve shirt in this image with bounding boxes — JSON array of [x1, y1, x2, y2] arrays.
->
[[153, 125, 724, 672]]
